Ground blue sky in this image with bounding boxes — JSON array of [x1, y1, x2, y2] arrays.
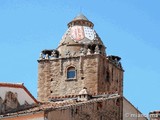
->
[[0, 0, 160, 115]]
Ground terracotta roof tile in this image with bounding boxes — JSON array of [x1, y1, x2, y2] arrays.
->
[[1, 94, 120, 118]]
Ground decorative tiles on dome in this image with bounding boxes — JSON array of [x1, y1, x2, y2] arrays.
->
[[60, 25, 98, 45]]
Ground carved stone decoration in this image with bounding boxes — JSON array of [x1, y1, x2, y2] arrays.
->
[[39, 52, 44, 60], [50, 51, 57, 59], [80, 48, 87, 56], [65, 50, 71, 57], [0, 91, 20, 115], [45, 54, 49, 60], [78, 87, 91, 102], [87, 48, 91, 55], [94, 45, 100, 54], [80, 48, 84, 56]]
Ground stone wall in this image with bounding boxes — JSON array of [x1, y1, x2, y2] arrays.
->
[[47, 97, 122, 120], [38, 55, 99, 102], [38, 60, 52, 101], [82, 55, 98, 94], [97, 55, 123, 96], [38, 54, 124, 102], [38, 54, 123, 101]]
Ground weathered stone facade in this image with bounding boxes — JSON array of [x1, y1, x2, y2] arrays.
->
[[38, 54, 123, 102], [37, 14, 123, 102], [46, 97, 122, 120]]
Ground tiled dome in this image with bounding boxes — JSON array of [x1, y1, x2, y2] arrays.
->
[[57, 14, 106, 57]]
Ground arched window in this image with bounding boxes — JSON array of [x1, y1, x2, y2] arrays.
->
[[67, 67, 76, 79]]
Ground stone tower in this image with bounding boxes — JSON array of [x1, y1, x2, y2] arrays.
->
[[37, 14, 124, 102]]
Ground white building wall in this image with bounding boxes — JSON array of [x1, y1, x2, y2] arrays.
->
[[123, 97, 148, 120], [0, 87, 35, 105]]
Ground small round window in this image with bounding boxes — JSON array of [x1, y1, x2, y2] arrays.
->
[[67, 67, 76, 79]]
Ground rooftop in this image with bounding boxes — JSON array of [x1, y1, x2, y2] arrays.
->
[[73, 13, 88, 21], [0, 93, 120, 118]]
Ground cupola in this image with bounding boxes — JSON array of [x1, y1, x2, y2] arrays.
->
[[67, 13, 94, 28]]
